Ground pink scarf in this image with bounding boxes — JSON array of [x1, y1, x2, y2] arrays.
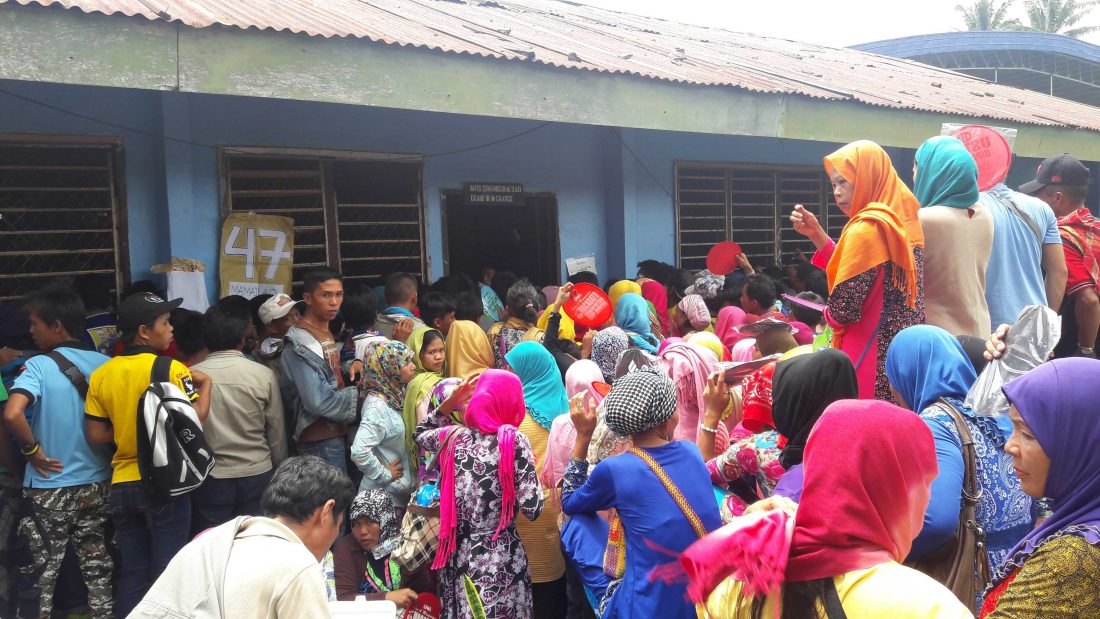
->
[[730, 338, 757, 363], [641, 280, 670, 332], [433, 369, 525, 570], [716, 306, 748, 349], [673, 399, 937, 603], [542, 361, 606, 496], [660, 342, 720, 445]]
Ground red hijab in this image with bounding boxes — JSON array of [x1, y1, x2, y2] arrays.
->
[[674, 399, 937, 601], [785, 399, 937, 580]]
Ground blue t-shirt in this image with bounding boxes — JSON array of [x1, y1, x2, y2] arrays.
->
[[11, 347, 113, 488], [981, 184, 1062, 328]]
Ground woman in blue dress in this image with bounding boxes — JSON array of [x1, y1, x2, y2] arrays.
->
[[562, 367, 721, 618], [886, 325, 1034, 611]]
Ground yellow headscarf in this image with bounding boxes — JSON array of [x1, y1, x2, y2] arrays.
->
[[444, 320, 494, 380], [686, 331, 726, 362], [536, 308, 577, 341], [609, 280, 642, 310]]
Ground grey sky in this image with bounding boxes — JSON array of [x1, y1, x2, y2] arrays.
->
[[581, 0, 1100, 47]]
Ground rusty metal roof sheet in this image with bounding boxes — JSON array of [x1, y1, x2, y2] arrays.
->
[[10, 0, 1100, 132]]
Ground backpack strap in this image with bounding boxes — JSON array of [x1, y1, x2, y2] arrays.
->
[[822, 577, 848, 619], [151, 355, 174, 385], [628, 447, 707, 538], [45, 350, 89, 401]]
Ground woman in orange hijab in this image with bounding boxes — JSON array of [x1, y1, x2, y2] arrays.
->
[[790, 141, 924, 402]]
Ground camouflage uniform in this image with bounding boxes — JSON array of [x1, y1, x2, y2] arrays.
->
[[0, 471, 20, 617], [19, 481, 112, 619]]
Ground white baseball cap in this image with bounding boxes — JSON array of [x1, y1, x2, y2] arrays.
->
[[258, 294, 304, 325]]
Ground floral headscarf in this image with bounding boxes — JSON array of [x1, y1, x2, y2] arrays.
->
[[350, 488, 400, 559], [363, 340, 414, 412], [591, 326, 630, 383]]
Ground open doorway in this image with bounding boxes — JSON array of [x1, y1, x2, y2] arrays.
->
[[443, 190, 560, 286]]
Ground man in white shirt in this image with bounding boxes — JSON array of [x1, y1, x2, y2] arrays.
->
[[130, 456, 355, 618]]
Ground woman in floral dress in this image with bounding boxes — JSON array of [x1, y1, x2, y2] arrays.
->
[[416, 369, 544, 619], [790, 140, 924, 402]]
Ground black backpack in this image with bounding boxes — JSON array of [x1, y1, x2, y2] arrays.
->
[[135, 357, 214, 502]]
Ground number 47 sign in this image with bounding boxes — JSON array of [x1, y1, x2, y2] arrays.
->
[[219, 213, 295, 299]]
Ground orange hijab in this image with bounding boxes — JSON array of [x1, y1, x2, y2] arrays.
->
[[824, 141, 919, 309]]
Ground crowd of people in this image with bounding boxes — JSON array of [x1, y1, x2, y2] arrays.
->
[[1, 137, 1099, 618]]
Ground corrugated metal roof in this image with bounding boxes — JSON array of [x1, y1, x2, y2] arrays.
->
[[10, 0, 1100, 132]]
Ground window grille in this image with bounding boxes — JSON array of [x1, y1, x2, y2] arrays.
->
[[0, 137, 127, 302]]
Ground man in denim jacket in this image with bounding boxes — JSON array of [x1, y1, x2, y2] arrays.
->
[[282, 268, 358, 474]]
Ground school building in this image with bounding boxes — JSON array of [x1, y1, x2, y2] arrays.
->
[[2, 0, 1099, 303]]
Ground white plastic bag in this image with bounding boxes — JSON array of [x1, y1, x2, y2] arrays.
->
[[965, 305, 1060, 417]]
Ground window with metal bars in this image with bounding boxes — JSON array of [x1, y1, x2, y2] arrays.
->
[[675, 163, 844, 271], [0, 137, 128, 303], [222, 151, 425, 295]]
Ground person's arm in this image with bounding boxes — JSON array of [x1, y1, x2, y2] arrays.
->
[[790, 204, 832, 251], [562, 392, 616, 515], [282, 342, 358, 424], [264, 369, 288, 469], [909, 416, 964, 559], [543, 311, 565, 355], [3, 392, 63, 478], [514, 433, 545, 522], [331, 538, 362, 602], [178, 365, 213, 424], [824, 267, 878, 326], [0, 408, 15, 476], [83, 380, 115, 445], [349, 401, 397, 486], [698, 372, 733, 461], [581, 329, 595, 360], [1073, 287, 1100, 354], [1041, 242, 1068, 314]]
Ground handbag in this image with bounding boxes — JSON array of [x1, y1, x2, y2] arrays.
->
[[905, 398, 991, 610], [392, 426, 461, 572], [603, 447, 709, 578]]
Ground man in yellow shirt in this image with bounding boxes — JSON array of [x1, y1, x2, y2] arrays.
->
[[84, 292, 212, 617]]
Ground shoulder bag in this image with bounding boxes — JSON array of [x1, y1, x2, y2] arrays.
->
[[905, 398, 991, 611], [392, 425, 462, 572]]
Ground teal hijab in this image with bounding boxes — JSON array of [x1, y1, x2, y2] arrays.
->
[[913, 136, 980, 209], [504, 341, 569, 430]]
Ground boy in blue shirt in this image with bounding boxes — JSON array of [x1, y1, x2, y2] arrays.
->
[[2, 285, 113, 619]]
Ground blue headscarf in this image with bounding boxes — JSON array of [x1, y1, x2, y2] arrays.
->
[[504, 341, 569, 430], [885, 325, 977, 413], [614, 292, 660, 354], [913, 136, 980, 209]]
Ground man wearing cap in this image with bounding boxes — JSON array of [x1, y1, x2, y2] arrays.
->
[[1023, 153, 1100, 358], [83, 291, 213, 616], [255, 293, 303, 377]]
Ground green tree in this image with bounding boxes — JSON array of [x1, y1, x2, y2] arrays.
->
[[1022, 0, 1100, 37], [956, 0, 1022, 30]]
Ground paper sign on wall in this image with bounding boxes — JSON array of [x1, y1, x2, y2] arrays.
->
[[565, 254, 597, 277], [219, 212, 294, 299]]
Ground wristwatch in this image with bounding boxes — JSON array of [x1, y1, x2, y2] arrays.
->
[[1077, 346, 1096, 357]]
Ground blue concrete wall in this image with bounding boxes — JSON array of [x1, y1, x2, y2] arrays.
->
[[1, 80, 612, 295]]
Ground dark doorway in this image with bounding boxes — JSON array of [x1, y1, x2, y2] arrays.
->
[[443, 191, 560, 286]]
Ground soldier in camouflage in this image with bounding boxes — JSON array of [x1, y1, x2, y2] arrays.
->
[[2, 286, 115, 618]]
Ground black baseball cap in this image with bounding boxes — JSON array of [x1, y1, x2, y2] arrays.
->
[[117, 292, 183, 335], [1019, 153, 1090, 194]]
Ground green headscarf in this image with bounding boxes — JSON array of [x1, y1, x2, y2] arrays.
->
[[402, 327, 444, 467], [913, 135, 980, 209]]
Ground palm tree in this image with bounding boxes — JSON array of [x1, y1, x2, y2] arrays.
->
[[1022, 0, 1100, 37], [956, 0, 1022, 30]]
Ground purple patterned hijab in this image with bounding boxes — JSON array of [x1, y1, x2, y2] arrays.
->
[[996, 358, 1100, 581]]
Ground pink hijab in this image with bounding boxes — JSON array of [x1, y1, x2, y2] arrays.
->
[[730, 338, 757, 363], [542, 360, 606, 500], [660, 342, 719, 444], [678, 294, 712, 333], [640, 280, 670, 332], [716, 306, 748, 349], [434, 369, 525, 570]]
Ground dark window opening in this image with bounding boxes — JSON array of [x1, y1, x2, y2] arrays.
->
[[222, 152, 425, 294], [0, 137, 128, 302], [443, 191, 560, 287], [675, 163, 843, 271]]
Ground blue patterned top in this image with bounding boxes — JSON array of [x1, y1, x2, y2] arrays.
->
[[912, 398, 1034, 607]]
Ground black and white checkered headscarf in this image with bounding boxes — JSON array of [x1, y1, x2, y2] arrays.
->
[[349, 489, 399, 559], [603, 367, 678, 437]]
